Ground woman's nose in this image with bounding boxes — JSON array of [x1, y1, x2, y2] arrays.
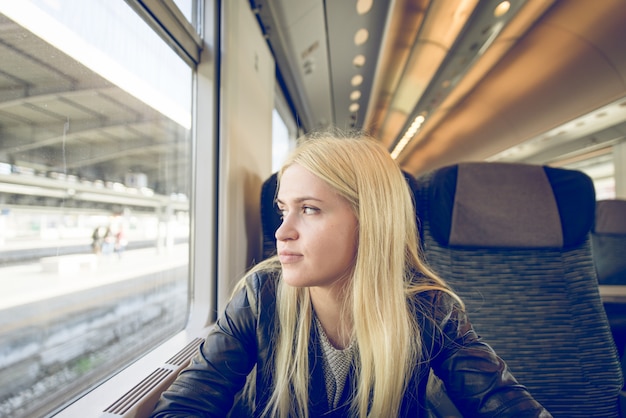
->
[[275, 214, 297, 241]]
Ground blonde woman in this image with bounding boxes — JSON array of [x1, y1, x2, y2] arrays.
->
[[151, 132, 550, 417]]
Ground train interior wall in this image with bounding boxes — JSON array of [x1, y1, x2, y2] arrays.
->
[[217, 0, 274, 312]]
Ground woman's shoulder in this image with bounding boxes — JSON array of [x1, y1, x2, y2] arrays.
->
[[240, 260, 281, 307], [245, 268, 278, 293], [222, 263, 280, 326], [411, 285, 456, 305], [410, 287, 465, 325]]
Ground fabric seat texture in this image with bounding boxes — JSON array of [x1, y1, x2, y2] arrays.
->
[[413, 162, 624, 417], [591, 199, 626, 369]]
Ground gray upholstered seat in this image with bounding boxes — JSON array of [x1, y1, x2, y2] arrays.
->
[[414, 162, 624, 417], [591, 199, 626, 365], [592, 199, 626, 285], [260, 172, 280, 260]]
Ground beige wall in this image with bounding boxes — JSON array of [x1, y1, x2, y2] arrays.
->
[[217, 0, 274, 311]]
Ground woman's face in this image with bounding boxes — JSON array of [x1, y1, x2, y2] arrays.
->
[[275, 163, 358, 289]]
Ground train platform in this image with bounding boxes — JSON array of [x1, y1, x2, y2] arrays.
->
[[0, 235, 169, 266], [0, 244, 189, 314]]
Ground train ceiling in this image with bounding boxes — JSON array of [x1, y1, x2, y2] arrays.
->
[[251, 0, 626, 175]]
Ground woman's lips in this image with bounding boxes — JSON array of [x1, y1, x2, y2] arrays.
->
[[278, 251, 302, 264]]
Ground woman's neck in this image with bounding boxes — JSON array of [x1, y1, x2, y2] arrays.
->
[[310, 284, 352, 349]]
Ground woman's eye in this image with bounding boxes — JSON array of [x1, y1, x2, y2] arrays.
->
[[276, 205, 317, 218]]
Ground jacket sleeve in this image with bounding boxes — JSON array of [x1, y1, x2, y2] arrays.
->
[[428, 294, 553, 417], [150, 275, 261, 417]]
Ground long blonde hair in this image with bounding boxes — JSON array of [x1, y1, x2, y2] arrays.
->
[[247, 131, 461, 417]]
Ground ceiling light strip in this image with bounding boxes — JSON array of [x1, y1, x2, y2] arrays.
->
[[390, 0, 526, 159]]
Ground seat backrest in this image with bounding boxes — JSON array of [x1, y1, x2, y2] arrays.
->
[[591, 199, 626, 285], [414, 162, 623, 417], [591, 199, 626, 366], [260, 172, 280, 260]]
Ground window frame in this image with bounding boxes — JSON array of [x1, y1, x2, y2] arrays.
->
[[124, 0, 203, 66]]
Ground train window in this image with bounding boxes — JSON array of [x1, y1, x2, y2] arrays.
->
[[272, 87, 298, 172], [0, 1, 192, 417], [272, 109, 291, 172]]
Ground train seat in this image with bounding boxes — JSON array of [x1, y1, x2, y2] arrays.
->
[[414, 162, 624, 417], [260, 172, 280, 260], [592, 199, 626, 285], [591, 199, 626, 366]]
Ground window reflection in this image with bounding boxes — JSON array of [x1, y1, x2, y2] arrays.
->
[[0, 2, 192, 417]]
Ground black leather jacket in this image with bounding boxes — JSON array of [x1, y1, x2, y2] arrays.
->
[[151, 271, 551, 417]]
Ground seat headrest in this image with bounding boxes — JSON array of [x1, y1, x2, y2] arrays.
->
[[594, 199, 626, 235], [428, 162, 595, 249], [260, 172, 280, 259]]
